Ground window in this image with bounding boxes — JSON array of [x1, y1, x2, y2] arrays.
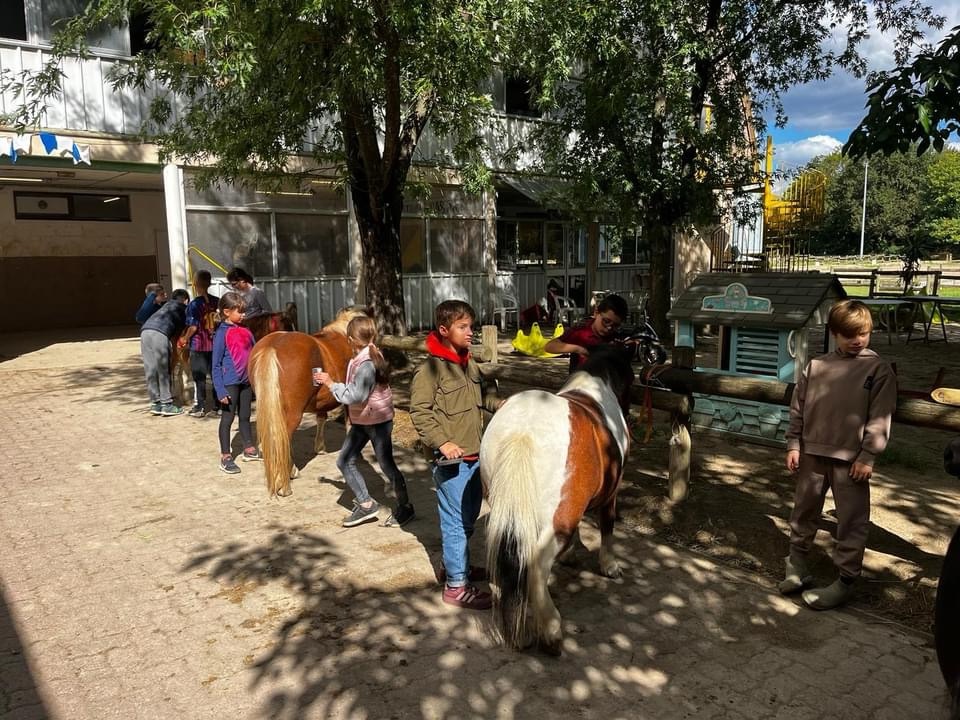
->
[[599, 225, 648, 265], [1, 2, 27, 40], [545, 224, 565, 267], [275, 214, 349, 276], [185, 211, 273, 278], [401, 218, 427, 273], [504, 76, 541, 118], [40, 0, 130, 53], [429, 219, 483, 273], [496, 219, 545, 269], [14, 192, 131, 221]]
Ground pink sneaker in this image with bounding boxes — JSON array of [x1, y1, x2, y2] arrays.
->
[[442, 584, 492, 610]]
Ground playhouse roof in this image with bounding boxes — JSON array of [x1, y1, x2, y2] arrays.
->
[[667, 272, 846, 329]]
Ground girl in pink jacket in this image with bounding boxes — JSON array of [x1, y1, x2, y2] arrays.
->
[[314, 315, 414, 528]]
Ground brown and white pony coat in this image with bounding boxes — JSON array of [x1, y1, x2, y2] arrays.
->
[[481, 344, 634, 656]]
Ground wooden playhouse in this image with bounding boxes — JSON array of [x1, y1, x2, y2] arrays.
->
[[666, 272, 846, 444]]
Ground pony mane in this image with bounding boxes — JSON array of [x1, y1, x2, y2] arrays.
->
[[577, 344, 635, 400], [321, 307, 369, 336]]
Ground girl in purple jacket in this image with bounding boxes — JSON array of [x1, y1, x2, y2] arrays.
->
[[212, 292, 259, 474], [314, 315, 413, 528]]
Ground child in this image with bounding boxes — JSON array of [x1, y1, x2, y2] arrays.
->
[[313, 315, 415, 528], [135, 282, 167, 325], [544, 293, 629, 373], [212, 292, 260, 474], [781, 299, 897, 610], [180, 270, 220, 417], [226, 267, 272, 319], [410, 300, 501, 610], [140, 288, 190, 416]]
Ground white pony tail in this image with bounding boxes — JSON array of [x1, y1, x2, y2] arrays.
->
[[485, 432, 541, 649]]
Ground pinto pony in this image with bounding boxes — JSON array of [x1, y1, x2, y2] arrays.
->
[[243, 302, 298, 341], [481, 344, 635, 656], [248, 308, 367, 498]]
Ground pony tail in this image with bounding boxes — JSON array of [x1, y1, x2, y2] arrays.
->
[[248, 346, 292, 497], [485, 433, 541, 649], [368, 343, 391, 384]]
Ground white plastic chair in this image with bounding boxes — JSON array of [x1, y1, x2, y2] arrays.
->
[[492, 291, 519, 331]]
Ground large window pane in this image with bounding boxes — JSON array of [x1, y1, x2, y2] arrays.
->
[[276, 214, 349, 276], [545, 224, 565, 268], [184, 174, 346, 212], [401, 218, 427, 273], [496, 220, 517, 269], [41, 0, 128, 52], [517, 221, 543, 266], [570, 227, 587, 268], [186, 211, 273, 279], [429, 219, 483, 273]]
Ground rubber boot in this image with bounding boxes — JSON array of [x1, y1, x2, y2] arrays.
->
[[802, 577, 855, 611], [778, 551, 814, 594]]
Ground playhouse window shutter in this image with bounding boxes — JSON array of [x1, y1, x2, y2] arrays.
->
[[732, 327, 780, 377]]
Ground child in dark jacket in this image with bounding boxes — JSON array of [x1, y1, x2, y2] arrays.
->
[[212, 292, 259, 474], [314, 314, 414, 528], [136, 282, 167, 325], [140, 288, 189, 416], [781, 299, 898, 610]]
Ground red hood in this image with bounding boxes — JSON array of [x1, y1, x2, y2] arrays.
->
[[426, 331, 470, 367]]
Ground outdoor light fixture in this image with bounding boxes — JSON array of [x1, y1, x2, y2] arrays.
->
[[103, 196, 121, 203], [0, 177, 44, 183]]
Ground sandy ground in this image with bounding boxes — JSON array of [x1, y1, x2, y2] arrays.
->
[[0, 322, 957, 719]]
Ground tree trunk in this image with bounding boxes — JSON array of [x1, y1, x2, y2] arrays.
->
[[350, 184, 408, 336], [646, 220, 673, 341]]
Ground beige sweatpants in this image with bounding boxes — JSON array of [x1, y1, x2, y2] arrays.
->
[[787, 453, 871, 579]]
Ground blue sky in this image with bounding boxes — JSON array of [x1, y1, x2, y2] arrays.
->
[[767, 2, 960, 171]]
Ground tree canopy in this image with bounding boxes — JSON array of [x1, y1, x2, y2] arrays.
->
[[5, 0, 522, 333], [845, 25, 960, 158], [802, 148, 960, 258], [515, 0, 942, 334]]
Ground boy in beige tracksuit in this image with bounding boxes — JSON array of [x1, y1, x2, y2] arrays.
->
[[781, 299, 898, 610]]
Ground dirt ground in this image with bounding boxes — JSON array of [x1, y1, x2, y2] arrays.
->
[[389, 324, 960, 637]]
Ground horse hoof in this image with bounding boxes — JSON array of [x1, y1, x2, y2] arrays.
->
[[277, 487, 293, 498], [601, 561, 622, 579], [537, 637, 563, 657]]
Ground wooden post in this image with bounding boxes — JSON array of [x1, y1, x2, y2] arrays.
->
[[481, 325, 499, 364]]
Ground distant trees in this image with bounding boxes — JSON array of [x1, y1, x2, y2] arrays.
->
[[804, 148, 960, 257]]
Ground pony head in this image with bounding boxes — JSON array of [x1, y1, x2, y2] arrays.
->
[[579, 343, 635, 415]]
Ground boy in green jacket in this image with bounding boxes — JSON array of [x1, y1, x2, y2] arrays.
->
[[410, 300, 501, 610]]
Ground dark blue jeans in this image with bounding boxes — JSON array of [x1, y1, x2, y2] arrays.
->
[[336, 420, 409, 506]]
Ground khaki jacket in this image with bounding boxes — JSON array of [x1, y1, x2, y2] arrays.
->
[[409, 355, 499, 456]]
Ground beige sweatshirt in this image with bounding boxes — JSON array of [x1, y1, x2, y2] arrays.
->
[[786, 348, 898, 466]]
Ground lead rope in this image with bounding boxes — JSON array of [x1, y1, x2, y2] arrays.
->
[[640, 362, 671, 443]]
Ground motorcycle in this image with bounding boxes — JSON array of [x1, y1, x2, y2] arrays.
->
[[615, 311, 668, 368]]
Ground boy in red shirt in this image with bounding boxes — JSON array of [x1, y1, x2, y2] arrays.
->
[[544, 293, 629, 373]]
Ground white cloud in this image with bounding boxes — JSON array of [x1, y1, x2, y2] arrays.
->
[[774, 135, 843, 170]]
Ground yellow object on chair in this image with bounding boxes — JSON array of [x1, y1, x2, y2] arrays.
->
[[511, 323, 565, 357]]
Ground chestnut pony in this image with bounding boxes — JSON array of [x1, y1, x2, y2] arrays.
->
[[481, 344, 635, 656], [248, 308, 367, 498]]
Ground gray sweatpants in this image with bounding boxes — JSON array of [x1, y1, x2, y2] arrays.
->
[[141, 329, 172, 405], [787, 453, 871, 579]]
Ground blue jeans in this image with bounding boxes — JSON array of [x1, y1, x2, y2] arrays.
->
[[434, 458, 482, 587], [337, 420, 409, 506]]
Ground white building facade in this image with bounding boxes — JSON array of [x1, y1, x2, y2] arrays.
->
[[0, 6, 713, 333]]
